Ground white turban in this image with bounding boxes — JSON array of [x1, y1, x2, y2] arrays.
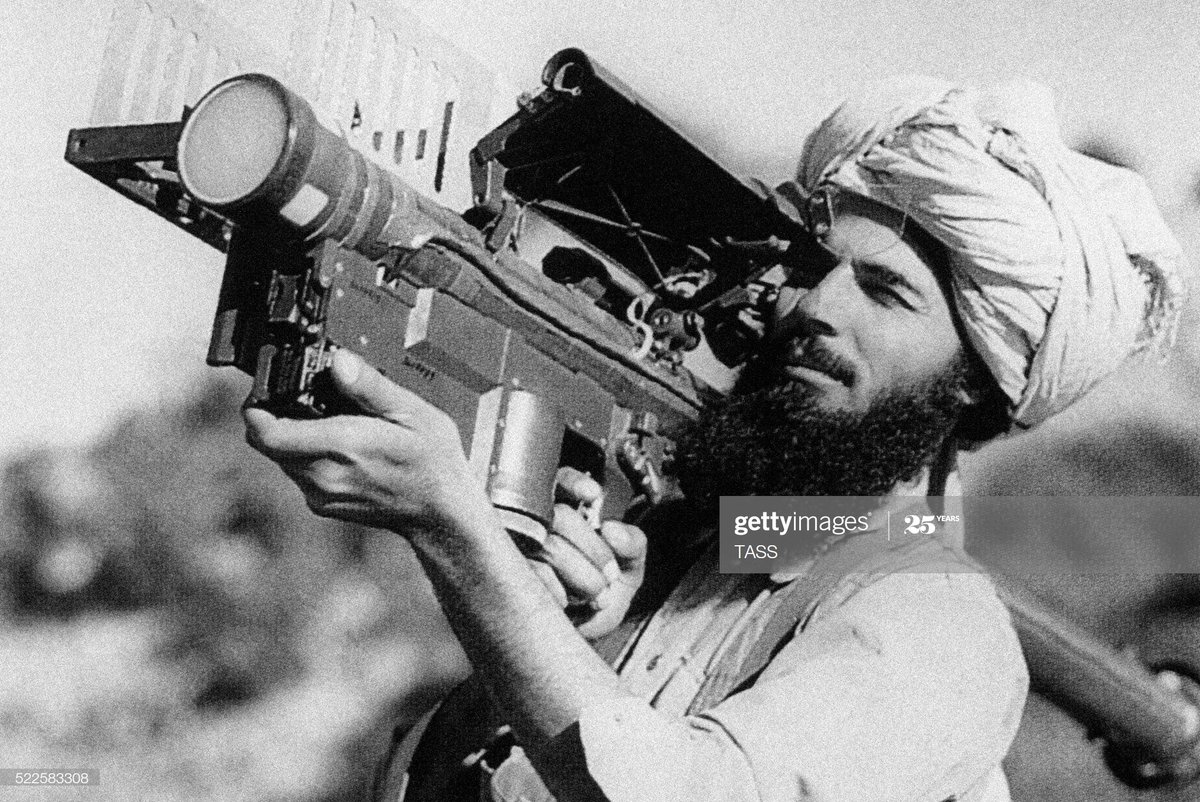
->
[[780, 76, 1186, 429]]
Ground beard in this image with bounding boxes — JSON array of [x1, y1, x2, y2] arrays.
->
[[672, 354, 968, 513]]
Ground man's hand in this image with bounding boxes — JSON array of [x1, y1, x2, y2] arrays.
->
[[527, 468, 647, 641], [242, 349, 492, 539], [244, 349, 645, 639]]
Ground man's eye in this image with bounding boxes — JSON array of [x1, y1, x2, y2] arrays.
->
[[863, 280, 912, 309], [851, 262, 919, 310]]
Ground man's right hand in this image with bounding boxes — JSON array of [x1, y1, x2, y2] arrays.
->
[[525, 468, 647, 641]]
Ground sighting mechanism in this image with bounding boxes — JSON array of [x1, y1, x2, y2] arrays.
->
[[467, 48, 810, 372]]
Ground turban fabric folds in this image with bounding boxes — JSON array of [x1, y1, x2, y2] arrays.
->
[[778, 77, 1186, 430]]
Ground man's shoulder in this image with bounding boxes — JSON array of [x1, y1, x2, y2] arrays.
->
[[806, 534, 1023, 668], [799, 532, 1024, 674]]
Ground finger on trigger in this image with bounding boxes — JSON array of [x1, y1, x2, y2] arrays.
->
[[554, 467, 602, 505], [541, 533, 609, 601]]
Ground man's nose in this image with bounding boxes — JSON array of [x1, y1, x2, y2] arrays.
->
[[770, 262, 854, 344]]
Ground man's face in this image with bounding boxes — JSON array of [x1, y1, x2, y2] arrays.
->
[[673, 195, 972, 507], [764, 196, 964, 416]]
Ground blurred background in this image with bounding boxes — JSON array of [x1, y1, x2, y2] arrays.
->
[[3, 0, 1200, 798]]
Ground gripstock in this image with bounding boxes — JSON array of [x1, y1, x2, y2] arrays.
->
[[65, 48, 1200, 790]]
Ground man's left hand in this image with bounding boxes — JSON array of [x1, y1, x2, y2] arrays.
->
[[528, 468, 647, 640]]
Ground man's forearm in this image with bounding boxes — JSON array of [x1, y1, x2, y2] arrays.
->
[[404, 502, 632, 754]]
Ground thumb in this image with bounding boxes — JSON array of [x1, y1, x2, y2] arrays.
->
[[331, 349, 423, 420]]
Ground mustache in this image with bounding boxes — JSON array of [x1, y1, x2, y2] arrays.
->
[[734, 336, 856, 395], [790, 337, 856, 385]]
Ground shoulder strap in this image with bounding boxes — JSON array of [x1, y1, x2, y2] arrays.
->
[[685, 531, 967, 715], [684, 533, 885, 715]]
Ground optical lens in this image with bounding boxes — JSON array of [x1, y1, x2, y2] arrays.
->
[[179, 77, 289, 205]]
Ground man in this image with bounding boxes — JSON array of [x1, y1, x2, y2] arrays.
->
[[243, 76, 1184, 801]]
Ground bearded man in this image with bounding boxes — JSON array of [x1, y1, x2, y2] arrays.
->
[[243, 76, 1184, 802]]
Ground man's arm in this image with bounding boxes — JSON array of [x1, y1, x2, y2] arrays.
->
[[243, 350, 643, 797]]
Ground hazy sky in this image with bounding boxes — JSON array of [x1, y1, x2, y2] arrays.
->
[[3, 0, 1199, 460]]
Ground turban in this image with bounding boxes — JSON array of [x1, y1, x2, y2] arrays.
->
[[775, 76, 1187, 430]]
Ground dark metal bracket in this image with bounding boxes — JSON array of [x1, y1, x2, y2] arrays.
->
[[65, 121, 232, 253]]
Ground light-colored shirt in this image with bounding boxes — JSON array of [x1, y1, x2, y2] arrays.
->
[[486, 535, 1029, 802]]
